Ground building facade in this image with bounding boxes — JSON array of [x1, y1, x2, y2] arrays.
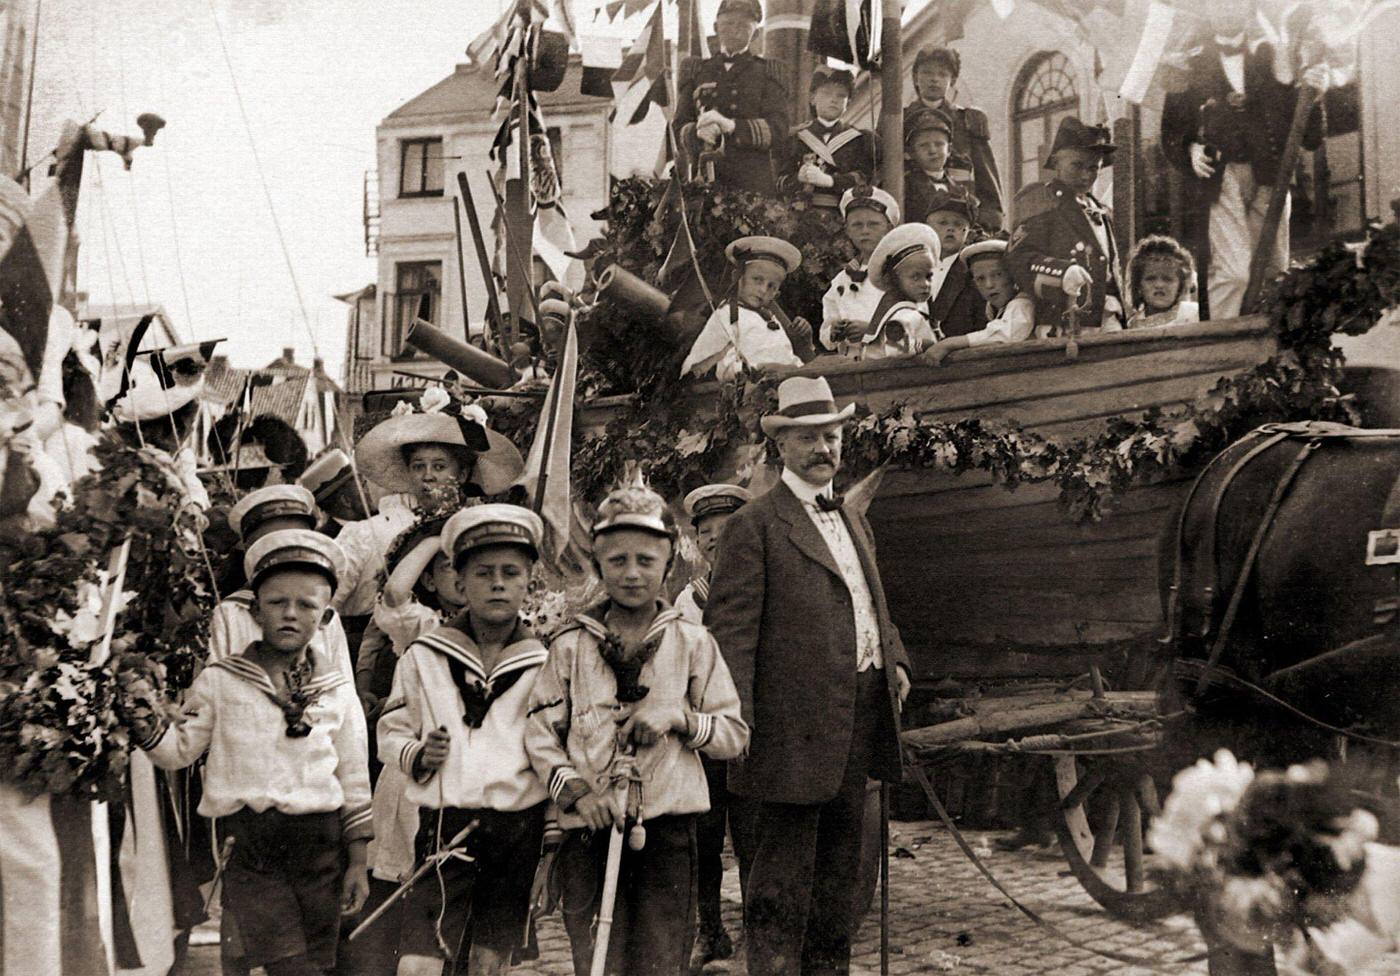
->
[[849, 0, 1398, 252], [0, 0, 36, 178], [352, 56, 613, 396]]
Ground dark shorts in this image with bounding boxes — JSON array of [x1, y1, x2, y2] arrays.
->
[[398, 803, 547, 969], [220, 808, 344, 972]]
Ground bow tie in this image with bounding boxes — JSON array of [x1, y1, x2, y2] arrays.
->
[[814, 493, 845, 513], [847, 266, 867, 284], [1215, 37, 1246, 56], [720, 51, 745, 65], [1078, 197, 1105, 225]]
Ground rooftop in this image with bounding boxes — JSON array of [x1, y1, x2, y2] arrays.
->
[[383, 56, 607, 123]]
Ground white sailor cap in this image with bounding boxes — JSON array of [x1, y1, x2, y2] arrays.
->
[[839, 185, 901, 225], [683, 484, 753, 524], [228, 484, 317, 540], [243, 528, 347, 592], [959, 238, 1009, 267], [868, 223, 942, 292], [442, 503, 544, 565], [724, 235, 802, 276], [297, 449, 356, 504]]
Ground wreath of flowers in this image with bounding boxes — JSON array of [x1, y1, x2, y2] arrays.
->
[[554, 183, 1398, 519], [0, 432, 216, 800]]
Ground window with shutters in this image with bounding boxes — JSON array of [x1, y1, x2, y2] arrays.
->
[[388, 262, 441, 359], [399, 137, 444, 197], [1011, 52, 1080, 194]]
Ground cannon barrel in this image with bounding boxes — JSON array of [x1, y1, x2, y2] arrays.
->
[[595, 264, 697, 345], [406, 318, 515, 388]]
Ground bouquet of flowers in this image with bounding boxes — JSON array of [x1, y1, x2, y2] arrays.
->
[[1150, 750, 1399, 974]]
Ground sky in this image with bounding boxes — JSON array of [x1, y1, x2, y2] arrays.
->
[[28, 0, 514, 380], [25, 0, 748, 382]]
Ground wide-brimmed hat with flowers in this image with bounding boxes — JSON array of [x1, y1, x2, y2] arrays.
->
[[354, 386, 524, 496]]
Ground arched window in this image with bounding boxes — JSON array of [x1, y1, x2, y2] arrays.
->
[[1011, 52, 1079, 192]]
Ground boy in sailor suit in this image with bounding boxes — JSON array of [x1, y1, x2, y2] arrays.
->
[[859, 223, 943, 360], [135, 530, 372, 976], [213, 484, 355, 680], [525, 484, 748, 976], [676, 483, 753, 969], [777, 65, 875, 211], [378, 505, 555, 976], [821, 187, 899, 358], [680, 236, 812, 381]]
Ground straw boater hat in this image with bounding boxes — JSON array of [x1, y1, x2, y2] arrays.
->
[[227, 484, 317, 540], [760, 375, 855, 437], [868, 223, 942, 292], [298, 449, 356, 504], [442, 503, 544, 567], [683, 484, 752, 526], [725, 236, 802, 276], [354, 394, 524, 496], [243, 528, 348, 592], [959, 238, 1009, 268], [839, 185, 901, 225]]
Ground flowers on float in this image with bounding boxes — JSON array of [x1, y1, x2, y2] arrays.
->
[[419, 385, 452, 414], [48, 573, 135, 649], [1149, 749, 1255, 872]]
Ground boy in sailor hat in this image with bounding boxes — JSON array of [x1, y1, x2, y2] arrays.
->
[[680, 236, 814, 382], [677, 482, 752, 969], [133, 529, 372, 976], [525, 482, 748, 976], [298, 449, 370, 538], [860, 223, 944, 359], [212, 484, 356, 680], [821, 186, 899, 358], [378, 504, 556, 976], [922, 189, 988, 340], [922, 239, 1036, 365], [777, 65, 874, 211]]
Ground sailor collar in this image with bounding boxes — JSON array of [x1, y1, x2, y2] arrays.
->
[[210, 646, 347, 697], [412, 617, 546, 684], [575, 601, 683, 650]]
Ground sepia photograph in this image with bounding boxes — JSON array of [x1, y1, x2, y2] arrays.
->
[[1, 0, 1398, 974]]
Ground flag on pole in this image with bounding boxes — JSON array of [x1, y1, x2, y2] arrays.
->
[[1118, 1, 1178, 104], [91, 312, 155, 408], [612, 1, 669, 125], [516, 318, 578, 568], [580, 34, 626, 97], [0, 123, 87, 392]]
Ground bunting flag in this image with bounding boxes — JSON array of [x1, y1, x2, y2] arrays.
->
[[515, 318, 578, 568], [91, 312, 155, 408], [809, 0, 883, 69], [1116, 1, 1180, 105], [580, 34, 625, 97], [612, 1, 668, 125]]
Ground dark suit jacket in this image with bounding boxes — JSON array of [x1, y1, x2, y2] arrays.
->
[[675, 52, 790, 195], [1159, 41, 1325, 310], [903, 98, 1004, 230], [930, 258, 987, 338], [776, 120, 876, 208], [1007, 179, 1122, 332], [703, 479, 909, 805]]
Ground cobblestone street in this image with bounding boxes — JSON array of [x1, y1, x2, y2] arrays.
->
[[184, 822, 1400, 975]]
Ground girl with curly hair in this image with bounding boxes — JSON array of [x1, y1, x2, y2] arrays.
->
[[1126, 234, 1201, 328]]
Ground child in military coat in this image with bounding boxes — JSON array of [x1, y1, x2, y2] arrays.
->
[[525, 484, 748, 976]]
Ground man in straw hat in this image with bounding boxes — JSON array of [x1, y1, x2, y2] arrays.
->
[[1006, 116, 1125, 334], [705, 375, 910, 976]]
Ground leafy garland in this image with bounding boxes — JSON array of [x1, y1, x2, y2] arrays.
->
[[557, 181, 1398, 517], [0, 433, 216, 800]]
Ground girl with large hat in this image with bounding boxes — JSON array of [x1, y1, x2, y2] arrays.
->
[[333, 388, 524, 625]]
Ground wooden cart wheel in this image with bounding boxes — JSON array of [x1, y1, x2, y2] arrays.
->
[[1049, 755, 1175, 922]]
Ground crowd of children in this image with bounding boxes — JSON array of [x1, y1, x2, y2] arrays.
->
[[677, 48, 1203, 383]]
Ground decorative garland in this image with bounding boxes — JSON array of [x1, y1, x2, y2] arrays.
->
[[0, 433, 215, 800], [559, 193, 1398, 518]]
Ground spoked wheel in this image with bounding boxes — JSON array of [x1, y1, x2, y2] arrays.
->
[[1049, 754, 1176, 922]]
